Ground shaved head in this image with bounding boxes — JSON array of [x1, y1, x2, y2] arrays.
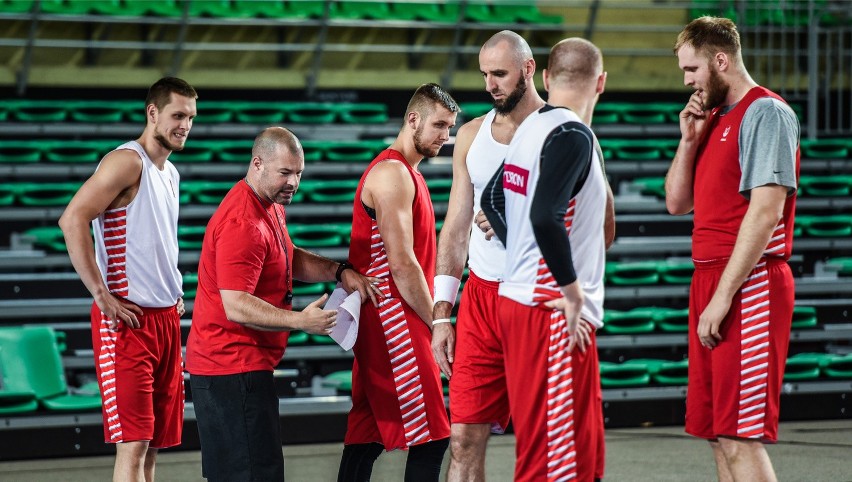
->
[[547, 37, 602, 88], [252, 126, 302, 160], [481, 30, 533, 67]]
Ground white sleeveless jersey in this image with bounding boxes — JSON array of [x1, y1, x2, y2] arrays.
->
[[92, 141, 183, 308], [467, 109, 509, 281], [499, 108, 606, 328]]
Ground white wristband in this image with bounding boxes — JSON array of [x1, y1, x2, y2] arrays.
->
[[432, 318, 452, 326], [433, 275, 461, 307]]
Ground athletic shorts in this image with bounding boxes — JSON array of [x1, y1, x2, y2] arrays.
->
[[345, 292, 450, 450], [190, 371, 284, 482], [685, 257, 794, 443], [90, 302, 183, 448], [498, 297, 604, 482], [448, 270, 510, 432]]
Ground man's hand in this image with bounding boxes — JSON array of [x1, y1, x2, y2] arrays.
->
[[340, 269, 385, 307], [697, 293, 731, 349], [474, 210, 496, 240], [96, 292, 143, 330], [679, 90, 710, 144], [431, 322, 455, 378], [299, 293, 338, 335], [176, 297, 186, 317], [544, 281, 589, 353]]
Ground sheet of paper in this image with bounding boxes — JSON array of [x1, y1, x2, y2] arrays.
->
[[323, 284, 361, 351]]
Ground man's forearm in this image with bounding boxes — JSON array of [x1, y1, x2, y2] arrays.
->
[[292, 247, 339, 282], [390, 258, 434, 327], [665, 141, 698, 215], [221, 290, 301, 332]]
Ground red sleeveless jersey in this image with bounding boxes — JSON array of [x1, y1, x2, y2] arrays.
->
[[349, 149, 436, 304], [692, 86, 800, 260]]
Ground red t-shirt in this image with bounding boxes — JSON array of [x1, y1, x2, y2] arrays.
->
[[186, 180, 294, 375]]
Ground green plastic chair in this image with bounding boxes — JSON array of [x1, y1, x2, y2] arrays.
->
[[22, 226, 68, 252], [799, 175, 852, 197], [791, 306, 818, 329], [40, 0, 120, 15], [605, 261, 661, 285], [602, 308, 657, 335], [654, 359, 689, 385], [388, 1, 446, 21], [283, 102, 339, 124], [288, 224, 345, 248], [622, 103, 683, 124], [654, 307, 689, 333], [493, 1, 562, 24], [338, 103, 389, 124], [325, 140, 385, 163], [16, 182, 81, 206], [67, 100, 132, 123], [633, 177, 666, 198], [0, 0, 35, 13], [189, 181, 236, 205], [6, 100, 68, 122], [193, 101, 236, 124], [177, 225, 207, 250], [592, 103, 627, 125], [232, 0, 290, 18], [287, 330, 310, 345], [612, 139, 671, 161], [293, 281, 329, 296], [333, 1, 392, 19], [321, 370, 352, 393], [0, 140, 45, 163], [182, 272, 198, 299], [784, 353, 826, 381], [823, 354, 852, 379], [188, 0, 235, 17], [232, 102, 289, 124], [803, 215, 852, 237], [458, 102, 492, 121], [800, 138, 850, 159], [44, 140, 113, 163], [659, 261, 695, 285], [427, 178, 453, 203], [214, 139, 254, 162], [825, 257, 852, 276], [0, 327, 101, 412], [599, 361, 650, 388], [304, 179, 359, 203], [122, 0, 184, 17], [300, 140, 328, 162], [169, 141, 215, 163], [310, 333, 337, 345], [285, 0, 333, 19], [0, 183, 16, 206]]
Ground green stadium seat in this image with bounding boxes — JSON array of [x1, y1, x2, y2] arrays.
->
[[0, 140, 43, 163], [494, 1, 562, 24], [427, 178, 453, 203], [177, 225, 207, 250], [283, 102, 339, 124], [659, 261, 694, 284], [310, 334, 337, 345], [611, 139, 678, 160], [292, 281, 329, 296], [605, 261, 660, 285], [232, 0, 290, 18], [22, 226, 67, 252], [122, 0, 184, 17], [654, 359, 689, 385], [823, 354, 852, 379], [286, 0, 333, 19], [44, 140, 112, 163], [300, 140, 327, 162], [188, 181, 237, 205], [389, 1, 445, 21], [825, 257, 852, 276], [213, 139, 254, 162], [0, 183, 16, 206], [791, 306, 818, 329], [287, 330, 309, 345], [0, 327, 101, 412], [599, 361, 650, 388], [188, 0, 236, 17], [784, 353, 826, 381], [194, 101, 237, 124], [0, 389, 38, 415], [288, 223, 345, 248], [16, 182, 80, 206], [592, 104, 625, 125], [338, 103, 389, 124], [303, 179, 359, 203], [169, 141, 215, 163], [622, 102, 683, 124], [800, 138, 850, 159], [182, 272, 198, 299], [325, 140, 385, 163], [68, 100, 132, 123], [322, 370, 352, 393], [6, 100, 68, 122], [334, 1, 392, 20], [458, 102, 492, 121], [0, 0, 35, 13], [653, 307, 689, 333], [633, 177, 666, 198], [802, 214, 852, 237], [602, 308, 657, 335], [232, 102, 288, 124], [799, 175, 852, 197]]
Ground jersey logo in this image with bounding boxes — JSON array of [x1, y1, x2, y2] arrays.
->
[[721, 125, 731, 142], [503, 163, 529, 195]]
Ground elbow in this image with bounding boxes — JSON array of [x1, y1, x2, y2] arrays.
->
[[665, 198, 693, 216]]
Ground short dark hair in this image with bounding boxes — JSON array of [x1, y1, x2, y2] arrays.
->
[[145, 77, 197, 112], [674, 16, 741, 61], [405, 83, 460, 120]]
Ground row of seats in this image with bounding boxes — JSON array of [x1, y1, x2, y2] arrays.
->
[[692, 0, 850, 28], [603, 305, 818, 335], [0, 100, 389, 125], [632, 175, 852, 199], [0, 0, 562, 24], [0, 326, 101, 415]]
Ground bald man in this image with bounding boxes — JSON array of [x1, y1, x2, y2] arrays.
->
[[186, 127, 379, 482]]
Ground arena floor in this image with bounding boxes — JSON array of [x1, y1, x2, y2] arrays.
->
[[0, 419, 849, 481]]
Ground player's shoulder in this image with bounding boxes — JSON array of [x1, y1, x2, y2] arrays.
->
[[457, 115, 486, 138], [746, 96, 798, 122]]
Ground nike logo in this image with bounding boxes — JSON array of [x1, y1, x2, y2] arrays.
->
[[773, 170, 782, 174]]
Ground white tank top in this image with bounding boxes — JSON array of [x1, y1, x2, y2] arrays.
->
[[499, 108, 606, 328], [92, 141, 183, 308], [467, 109, 509, 282]]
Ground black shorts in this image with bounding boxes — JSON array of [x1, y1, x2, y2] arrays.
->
[[190, 371, 284, 482]]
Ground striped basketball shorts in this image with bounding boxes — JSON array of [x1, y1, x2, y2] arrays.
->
[[685, 257, 794, 443]]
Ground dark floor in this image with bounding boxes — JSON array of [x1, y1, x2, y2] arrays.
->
[[0, 419, 850, 481]]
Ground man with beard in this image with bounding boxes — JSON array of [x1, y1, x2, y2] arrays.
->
[[430, 30, 545, 481], [186, 126, 379, 482], [337, 84, 459, 482], [666, 17, 799, 481], [59, 77, 196, 481]]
